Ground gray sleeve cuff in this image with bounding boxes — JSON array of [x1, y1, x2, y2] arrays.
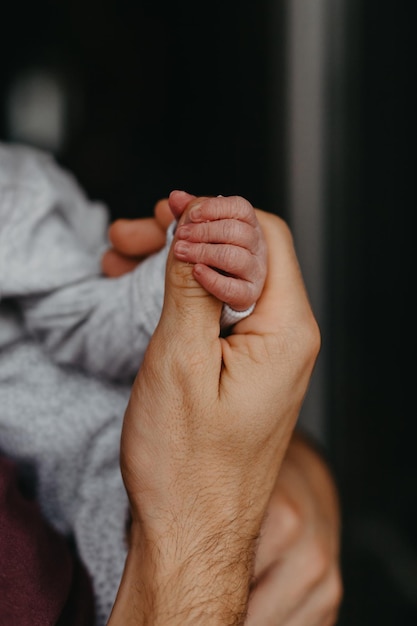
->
[[220, 302, 256, 329]]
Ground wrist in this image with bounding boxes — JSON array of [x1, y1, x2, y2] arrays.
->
[[111, 517, 257, 625]]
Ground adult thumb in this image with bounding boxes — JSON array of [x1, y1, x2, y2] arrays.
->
[[153, 203, 223, 371]]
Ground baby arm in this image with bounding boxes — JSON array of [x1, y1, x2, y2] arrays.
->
[[170, 191, 267, 321], [0, 143, 169, 381]]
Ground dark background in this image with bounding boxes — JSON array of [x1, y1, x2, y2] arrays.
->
[[0, 0, 282, 219], [327, 2, 416, 624], [1, 1, 415, 624]]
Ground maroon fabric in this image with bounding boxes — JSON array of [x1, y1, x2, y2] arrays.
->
[[0, 455, 95, 626]]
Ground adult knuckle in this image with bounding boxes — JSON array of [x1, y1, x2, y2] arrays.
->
[[294, 304, 321, 355], [306, 314, 322, 357], [289, 317, 321, 375], [273, 215, 321, 358], [261, 491, 304, 553]]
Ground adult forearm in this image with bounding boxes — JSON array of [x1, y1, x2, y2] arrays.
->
[[109, 517, 259, 625]]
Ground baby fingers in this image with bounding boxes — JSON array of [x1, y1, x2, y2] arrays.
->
[[188, 195, 258, 227], [176, 219, 260, 252], [192, 264, 257, 311], [173, 240, 260, 310], [174, 240, 255, 280]]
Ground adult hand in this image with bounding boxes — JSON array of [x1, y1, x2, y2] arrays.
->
[[109, 195, 321, 625], [246, 432, 343, 626], [104, 194, 341, 625]]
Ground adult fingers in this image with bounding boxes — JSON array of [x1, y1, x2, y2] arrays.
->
[[246, 548, 342, 626], [297, 571, 342, 626], [246, 552, 308, 625], [222, 211, 321, 419], [250, 432, 343, 624], [252, 487, 304, 579], [238, 210, 318, 337], [281, 567, 343, 626]]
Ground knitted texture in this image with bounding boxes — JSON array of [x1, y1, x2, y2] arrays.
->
[[0, 143, 165, 623]]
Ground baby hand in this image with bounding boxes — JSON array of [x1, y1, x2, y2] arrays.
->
[[172, 193, 267, 312]]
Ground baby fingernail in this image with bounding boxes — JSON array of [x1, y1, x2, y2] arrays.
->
[[176, 225, 191, 239], [174, 241, 189, 255], [189, 205, 202, 221]]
